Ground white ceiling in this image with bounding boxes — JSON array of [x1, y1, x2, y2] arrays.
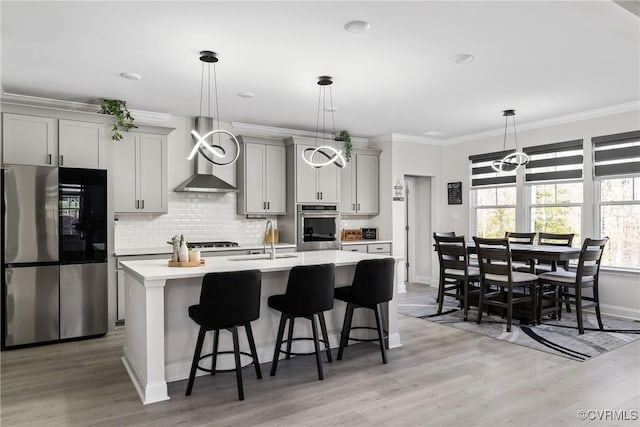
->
[[1, 1, 639, 142]]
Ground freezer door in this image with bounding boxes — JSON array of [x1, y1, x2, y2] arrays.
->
[[4, 266, 60, 347], [60, 263, 107, 339], [3, 165, 59, 263]]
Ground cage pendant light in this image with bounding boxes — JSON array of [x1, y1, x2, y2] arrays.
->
[[302, 76, 346, 169], [187, 50, 240, 166], [491, 109, 529, 173]]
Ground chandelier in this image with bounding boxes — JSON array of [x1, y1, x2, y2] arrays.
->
[[187, 50, 240, 166], [301, 76, 346, 169], [491, 109, 529, 173]]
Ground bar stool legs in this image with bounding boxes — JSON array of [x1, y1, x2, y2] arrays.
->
[[338, 302, 388, 364], [186, 324, 262, 401], [270, 312, 332, 380], [186, 327, 206, 396]]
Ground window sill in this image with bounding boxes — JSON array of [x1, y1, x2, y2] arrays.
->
[[599, 266, 640, 275]]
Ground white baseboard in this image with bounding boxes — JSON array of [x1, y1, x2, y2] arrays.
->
[[598, 303, 640, 321], [414, 275, 435, 285]]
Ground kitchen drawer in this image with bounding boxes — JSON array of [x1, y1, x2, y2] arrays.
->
[[342, 245, 367, 253], [367, 243, 391, 254]]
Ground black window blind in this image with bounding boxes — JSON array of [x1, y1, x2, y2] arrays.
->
[[469, 149, 516, 187], [592, 130, 640, 178], [522, 139, 583, 183]]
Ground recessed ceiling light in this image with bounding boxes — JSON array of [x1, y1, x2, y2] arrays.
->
[[424, 130, 444, 137], [452, 54, 474, 64], [120, 72, 142, 81], [344, 20, 370, 33], [238, 91, 255, 99]]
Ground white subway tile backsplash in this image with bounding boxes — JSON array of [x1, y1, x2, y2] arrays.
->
[[114, 192, 271, 250]]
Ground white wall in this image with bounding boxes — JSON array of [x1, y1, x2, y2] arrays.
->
[[437, 109, 640, 319]]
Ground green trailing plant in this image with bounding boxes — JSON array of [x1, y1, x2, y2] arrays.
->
[[98, 99, 137, 141], [335, 130, 352, 161]]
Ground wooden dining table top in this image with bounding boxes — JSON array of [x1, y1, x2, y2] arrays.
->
[[466, 242, 582, 262]]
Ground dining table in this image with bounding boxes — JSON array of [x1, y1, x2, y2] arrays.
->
[[467, 242, 583, 272]]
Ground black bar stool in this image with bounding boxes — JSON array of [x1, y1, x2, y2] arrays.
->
[[334, 258, 395, 364], [268, 264, 335, 380], [185, 270, 262, 401]]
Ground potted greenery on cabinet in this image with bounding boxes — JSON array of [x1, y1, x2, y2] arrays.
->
[[98, 99, 137, 141]]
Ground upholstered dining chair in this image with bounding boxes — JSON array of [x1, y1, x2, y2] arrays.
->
[[433, 234, 480, 320], [538, 237, 609, 334], [505, 232, 537, 273], [473, 237, 539, 332]]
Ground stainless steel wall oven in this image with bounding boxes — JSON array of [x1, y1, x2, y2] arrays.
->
[[297, 204, 340, 251]]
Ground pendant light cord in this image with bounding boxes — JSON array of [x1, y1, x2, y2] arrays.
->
[[315, 85, 322, 146], [512, 115, 519, 151], [213, 62, 221, 145]]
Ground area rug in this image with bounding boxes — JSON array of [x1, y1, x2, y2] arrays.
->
[[398, 283, 640, 361]]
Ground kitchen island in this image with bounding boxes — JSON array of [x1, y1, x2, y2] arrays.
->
[[120, 250, 403, 404]]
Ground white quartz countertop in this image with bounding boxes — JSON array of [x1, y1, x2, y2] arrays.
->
[[340, 240, 392, 246], [120, 250, 400, 282], [114, 242, 297, 257]]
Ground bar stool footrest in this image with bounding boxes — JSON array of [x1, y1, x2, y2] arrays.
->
[[344, 326, 388, 343], [197, 350, 257, 373], [278, 337, 330, 356]]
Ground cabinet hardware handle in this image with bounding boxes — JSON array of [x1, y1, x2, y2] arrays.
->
[[263, 201, 266, 209], [267, 201, 270, 210], [357, 203, 360, 211], [59, 155, 64, 166], [47, 154, 52, 165], [352, 203, 355, 211], [141, 200, 145, 209], [320, 192, 323, 200], [135, 200, 139, 209]]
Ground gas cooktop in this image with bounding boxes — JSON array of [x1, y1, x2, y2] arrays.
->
[[187, 241, 239, 249]]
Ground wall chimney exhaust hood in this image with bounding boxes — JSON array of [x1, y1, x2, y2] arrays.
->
[[174, 117, 238, 193]]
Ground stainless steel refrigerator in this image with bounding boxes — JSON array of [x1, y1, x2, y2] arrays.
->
[[2, 165, 108, 348]]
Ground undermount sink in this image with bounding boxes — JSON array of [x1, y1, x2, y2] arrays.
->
[[229, 253, 299, 261]]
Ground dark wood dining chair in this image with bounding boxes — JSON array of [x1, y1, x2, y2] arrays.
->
[[505, 232, 537, 273], [538, 237, 608, 334], [536, 232, 575, 272], [433, 235, 480, 320], [473, 237, 539, 332]]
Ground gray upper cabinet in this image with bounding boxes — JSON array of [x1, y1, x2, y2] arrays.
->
[[112, 132, 168, 213], [2, 114, 106, 169], [237, 136, 286, 215], [286, 137, 340, 204], [58, 120, 106, 169], [2, 113, 56, 166], [340, 149, 380, 215]]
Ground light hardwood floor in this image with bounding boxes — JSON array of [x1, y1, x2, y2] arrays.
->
[[2, 297, 639, 426]]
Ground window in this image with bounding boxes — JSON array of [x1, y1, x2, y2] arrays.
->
[[474, 186, 516, 238], [469, 150, 517, 237], [529, 183, 582, 246], [594, 130, 640, 269], [599, 178, 640, 268]]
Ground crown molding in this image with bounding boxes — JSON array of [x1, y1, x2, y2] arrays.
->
[[0, 92, 171, 123], [231, 122, 368, 144], [391, 133, 444, 146], [442, 101, 640, 145]]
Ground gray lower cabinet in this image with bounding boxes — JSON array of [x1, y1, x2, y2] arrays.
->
[[4, 265, 60, 346], [60, 263, 108, 339], [340, 242, 391, 255]]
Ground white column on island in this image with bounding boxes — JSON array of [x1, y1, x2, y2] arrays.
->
[[121, 275, 170, 404]]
